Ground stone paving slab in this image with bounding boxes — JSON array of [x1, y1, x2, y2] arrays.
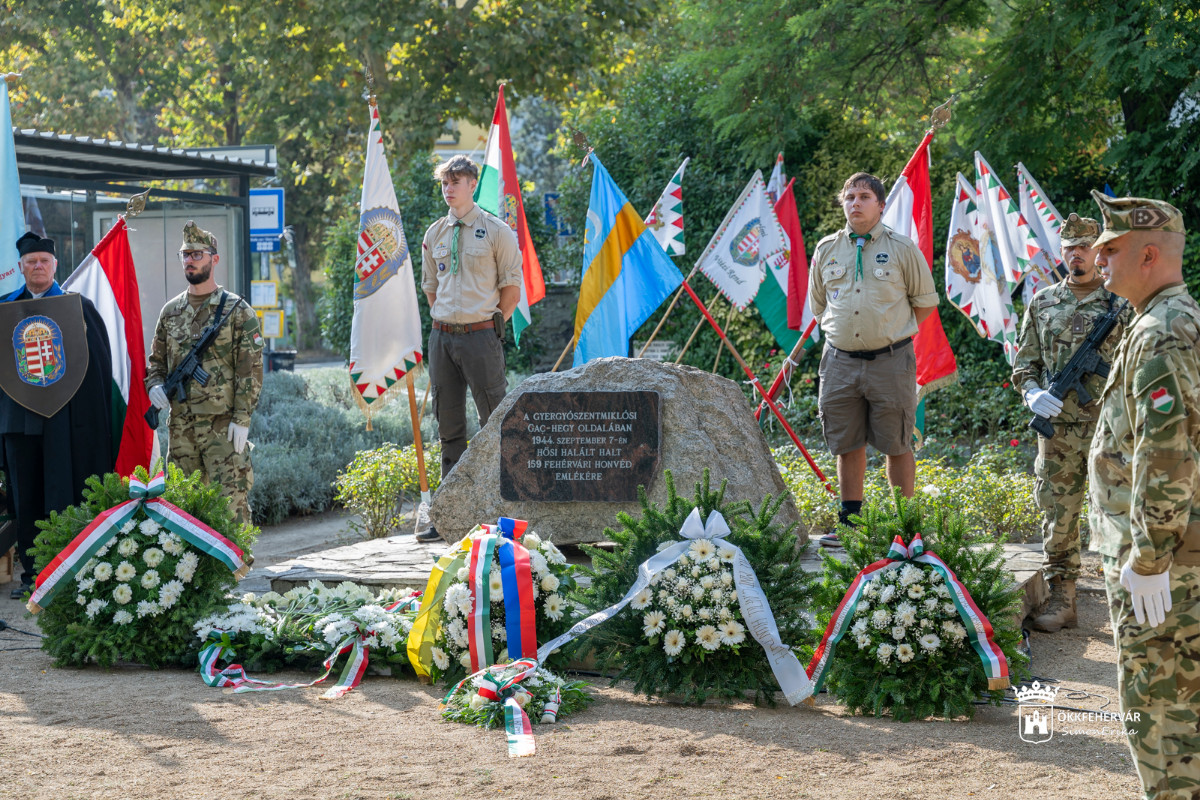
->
[[266, 533, 1050, 630]]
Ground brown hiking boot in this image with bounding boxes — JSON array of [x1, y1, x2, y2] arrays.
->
[[1032, 577, 1077, 632]]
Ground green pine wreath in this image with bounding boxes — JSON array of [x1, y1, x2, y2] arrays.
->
[[30, 465, 257, 668], [574, 469, 817, 705]]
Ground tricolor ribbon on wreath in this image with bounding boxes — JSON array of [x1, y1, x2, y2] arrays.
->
[[440, 658, 561, 758], [536, 507, 815, 705], [806, 533, 1011, 691], [198, 593, 422, 700], [407, 517, 539, 680], [26, 471, 249, 614]]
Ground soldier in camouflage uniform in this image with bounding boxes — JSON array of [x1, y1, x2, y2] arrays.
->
[[1087, 192, 1199, 800], [1012, 213, 1131, 632], [146, 222, 264, 525]]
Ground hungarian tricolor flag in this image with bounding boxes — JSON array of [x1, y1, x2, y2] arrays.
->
[[881, 130, 958, 405], [475, 84, 545, 347], [755, 178, 818, 351], [62, 218, 156, 474]]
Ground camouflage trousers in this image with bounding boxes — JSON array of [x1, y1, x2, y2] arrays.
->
[[167, 411, 254, 526], [1035, 419, 1095, 581], [1103, 555, 1200, 799]]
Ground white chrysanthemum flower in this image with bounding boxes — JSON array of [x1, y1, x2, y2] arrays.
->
[[718, 606, 733, 620], [119, 521, 136, 535], [855, 633, 872, 649], [719, 620, 745, 645], [921, 484, 942, 498], [522, 532, 542, 549], [920, 619, 932, 629], [140, 570, 160, 589], [891, 625, 907, 641], [662, 629, 686, 656], [114, 561, 137, 583], [657, 588, 670, 601], [690, 584, 705, 601], [141, 547, 165, 568], [85, 598, 109, 619], [856, 601, 872, 617], [176, 552, 200, 583], [161, 534, 185, 556], [907, 584, 925, 599], [720, 571, 734, 587], [631, 588, 652, 610], [544, 543, 568, 566], [680, 604, 693, 619], [79, 559, 99, 579], [456, 567, 469, 581], [878, 584, 897, 603], [77, 577, 96, 592], [709, 587, 725, 605], [491, 623, 507, 641], [158, 580, 185, 609], [540, 574, 560, 593], [861, 581, 878, 599], [136, 600, 159, 618], [920, 633, 941, 651], [489, 571, 505, 601], [431, 647, 450, 670], [871, 608, 892, 629], [95, 543, 111, 558], [850, 618, 869, 636], [923, 597, 940, 612], [717, 544, 737, 563], [117, 537, 139, 558], [113, 609, 134, 625], [895, 602, 917, 627], [899, 565, 922, 587], [112, 584, 133, 605], [697, 608, 713, 620], [452, 625, 469, 647], [642, 610, 667, 637], [545, 593, 565, 621], [935, 583, 952, 598], [138, 519, 160, 536], [929, 570, 944, 583], [93, 562, 113, 582], [876, 643, 894, 664], [695, 624, 721, 651], [942, 602, 957, 616], [689, 539, 716, 561], [529, 551, 550, 577], [76, 594, 87, 606], [699, 574, 715, 590], [896, 643, 915, 662], [459, 651, 473, 669], [674, 577, 690, 595]]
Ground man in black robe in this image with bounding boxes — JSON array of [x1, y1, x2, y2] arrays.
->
[[1, 232, 114, 598]]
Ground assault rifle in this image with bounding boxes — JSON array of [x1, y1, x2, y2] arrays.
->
[[145, 292, 234, 430], [1028, 298, 1128, 439]]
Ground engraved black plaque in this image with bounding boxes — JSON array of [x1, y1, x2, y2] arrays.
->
[[500, 391, 661, 502]]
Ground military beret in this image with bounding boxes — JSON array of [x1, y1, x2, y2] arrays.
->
[[1091, 191, 1186, 247], [16, 231, 55, 257], [180, 220, 218, 253], [1059, 213, 1100, 248]]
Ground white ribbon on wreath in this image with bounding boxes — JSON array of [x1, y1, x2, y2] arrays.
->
[[537, 507, 813, 705]]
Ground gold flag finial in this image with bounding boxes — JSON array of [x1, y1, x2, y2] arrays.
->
[[2, 72, 21, 86], [122, 188, 151, 220], [569, 127, 595, 166], [930, 96, 954, 129]]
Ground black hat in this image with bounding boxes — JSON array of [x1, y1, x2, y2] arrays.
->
[[16, 231, 55, 258]]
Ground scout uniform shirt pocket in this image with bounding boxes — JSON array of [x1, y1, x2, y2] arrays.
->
[[822, 263, 849, 300], [462, 227, 496, 271]]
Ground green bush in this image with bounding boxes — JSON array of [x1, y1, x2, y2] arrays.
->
[[334, 442, 442, 539], [776, 443, 1042, 542], [249, 369, 437, 525]]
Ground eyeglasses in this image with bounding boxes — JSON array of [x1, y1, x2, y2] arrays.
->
[[179, 250, 214, 262]]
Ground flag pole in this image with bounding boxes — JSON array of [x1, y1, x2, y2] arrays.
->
[[754, 318, 817, 421], [405, 370, 432, 534], [673, 291, 720, 364], [551, 334, 575, 372], [636, 263, 698, 357], [678, 280, 834, 494], [711, 302, 736, 372]]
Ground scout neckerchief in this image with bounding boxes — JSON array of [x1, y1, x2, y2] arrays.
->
[[450, 219, 465, 274], [852, 231, 872, 282]]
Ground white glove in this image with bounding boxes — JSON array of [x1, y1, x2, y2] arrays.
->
[[1025, 388, 1064, 418], [1120, 562, 1172, 628], [148, 384, 170, 411], [227, 422, 250, 455]]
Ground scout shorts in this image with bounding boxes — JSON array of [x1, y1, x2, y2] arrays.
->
[[817, 343, 917, 456]]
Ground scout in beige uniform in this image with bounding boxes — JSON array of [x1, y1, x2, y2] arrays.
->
[[1087, 192, 1200, 800], [1012, 214, 1130, 632], [146, 222, 264, 525], [420, 156, 521, 541], [808, 172, 939, 546]]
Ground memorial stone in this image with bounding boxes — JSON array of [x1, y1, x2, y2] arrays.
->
[[429, 357, 805, 545]]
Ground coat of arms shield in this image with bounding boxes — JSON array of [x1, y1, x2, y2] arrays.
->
[[0, 293, 90, 418]]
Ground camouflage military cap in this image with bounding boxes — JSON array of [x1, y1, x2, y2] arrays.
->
[[1090, 190, 1186, 247], [180, 220, 218, 253], [1059, 213, 1100, 248]]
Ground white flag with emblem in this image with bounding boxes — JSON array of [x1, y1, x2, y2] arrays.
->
[[348, 100, 423, 419], [695, 171, 788, 311], [643, 157, 688, 257]]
